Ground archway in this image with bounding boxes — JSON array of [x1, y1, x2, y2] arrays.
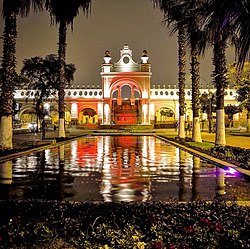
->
[[79, 108, 98, 127], [155, 107, 175, 128], [110, 81, 142, 125], [19, 107, 36, 128]]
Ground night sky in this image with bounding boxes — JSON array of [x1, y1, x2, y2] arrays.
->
[[0, 0, 235, 88]]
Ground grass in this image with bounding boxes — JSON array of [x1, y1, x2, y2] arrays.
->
[[228, 132, 250, 137], [187, 141, 215, 150]]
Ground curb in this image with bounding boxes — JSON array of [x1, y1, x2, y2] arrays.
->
[[0, 135, 85, 163], [154, 134, 250, 178]]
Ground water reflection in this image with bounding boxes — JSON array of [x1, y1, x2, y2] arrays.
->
[[0, 136, 249, 202]]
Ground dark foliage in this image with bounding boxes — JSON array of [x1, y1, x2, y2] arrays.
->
[[0, 199, 249, 248], [166, 136, 250, 170], [211, 145, 250, 170]]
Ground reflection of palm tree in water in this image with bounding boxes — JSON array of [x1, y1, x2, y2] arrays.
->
[[58, 145, 65, 200], [192, 156, 200, 201], [0, 161, 13, 200], [215, 167, 225, 197], [178, 150, 186, 201], [178, 166, 186, 202]]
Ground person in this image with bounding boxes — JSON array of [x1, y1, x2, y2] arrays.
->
[[185, 121, 188, 136], [42, 120, 46, 139], [188, 123, 192, 135]]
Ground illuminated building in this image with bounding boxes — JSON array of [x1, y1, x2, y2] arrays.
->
[[13, 45, 239, 129]]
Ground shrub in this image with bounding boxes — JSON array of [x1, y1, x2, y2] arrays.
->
[[0, 199, 249, 248]]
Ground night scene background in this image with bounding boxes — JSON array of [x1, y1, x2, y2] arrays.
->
[[0, 0, 235, 88]]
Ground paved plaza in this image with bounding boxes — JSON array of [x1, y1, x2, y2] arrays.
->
[[12, 128, 250, 149]]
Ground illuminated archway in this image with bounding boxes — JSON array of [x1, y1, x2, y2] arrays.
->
[[110, 78, 142, 100], [155, 107, 175, 126], [79, 107, 98, 125], [19, 106, 36, 127]]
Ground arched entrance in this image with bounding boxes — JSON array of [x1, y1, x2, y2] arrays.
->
[[155, 107, 175, 128], [111, 82, 142, 125], [78, 107, 98, 128], [19, 107, 36, 128]]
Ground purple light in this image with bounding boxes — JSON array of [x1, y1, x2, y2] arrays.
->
[[225, 167, 237, 175]]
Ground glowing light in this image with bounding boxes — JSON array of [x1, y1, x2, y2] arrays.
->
[[71, 103, 78, 118], [104, 104, 110, 123], [225, 167, 237, 175], [44, 103, 50, 109], [141, 56, 149, 64], [103, 50, 112, 64], [142, 91, 148, 98], [149, 103, 155, 120]]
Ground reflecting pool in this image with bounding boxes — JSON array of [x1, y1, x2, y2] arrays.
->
[[0, 136, 249, 202]]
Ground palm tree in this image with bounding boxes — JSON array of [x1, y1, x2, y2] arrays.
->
[[214, 0, 250, 68], [45, 0, 91, 139], [0, 0, 43, 149], [151, 0, 187, 140], [182, 0, 206, 143], [203, 0, 250, 145]]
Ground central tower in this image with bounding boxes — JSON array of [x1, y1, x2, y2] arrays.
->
[[100, 44, 152, 126]]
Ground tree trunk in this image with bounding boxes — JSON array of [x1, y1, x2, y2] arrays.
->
[[247, 110, 250, 132], [58, 21, 67, 139], [0, 13, 17, 149], [208, 98, 212, 133], [213, 35, 228, 146], [191, 46, 202, 142], [178, 26, 186, 140]]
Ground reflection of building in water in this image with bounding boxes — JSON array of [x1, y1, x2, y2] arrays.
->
[[100, 136, 151, 201], [1, 136, 249, 202]]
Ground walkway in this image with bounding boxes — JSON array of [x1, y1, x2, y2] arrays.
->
[[201, 132, 250, 149], [155, 129, 250, 149]]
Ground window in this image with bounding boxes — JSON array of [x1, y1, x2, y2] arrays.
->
[[123, 56, 129, 64]]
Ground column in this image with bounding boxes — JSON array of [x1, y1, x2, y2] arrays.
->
[[117, 86, 122, 105], [103, 100, 111, 124], [131, 86, 135, 105]]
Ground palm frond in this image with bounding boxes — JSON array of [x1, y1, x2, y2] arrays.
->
[[2, 0, 44, 17], [45, 0, 91, 25]]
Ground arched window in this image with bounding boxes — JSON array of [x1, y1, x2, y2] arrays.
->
[[121, 85, 131, 98]]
